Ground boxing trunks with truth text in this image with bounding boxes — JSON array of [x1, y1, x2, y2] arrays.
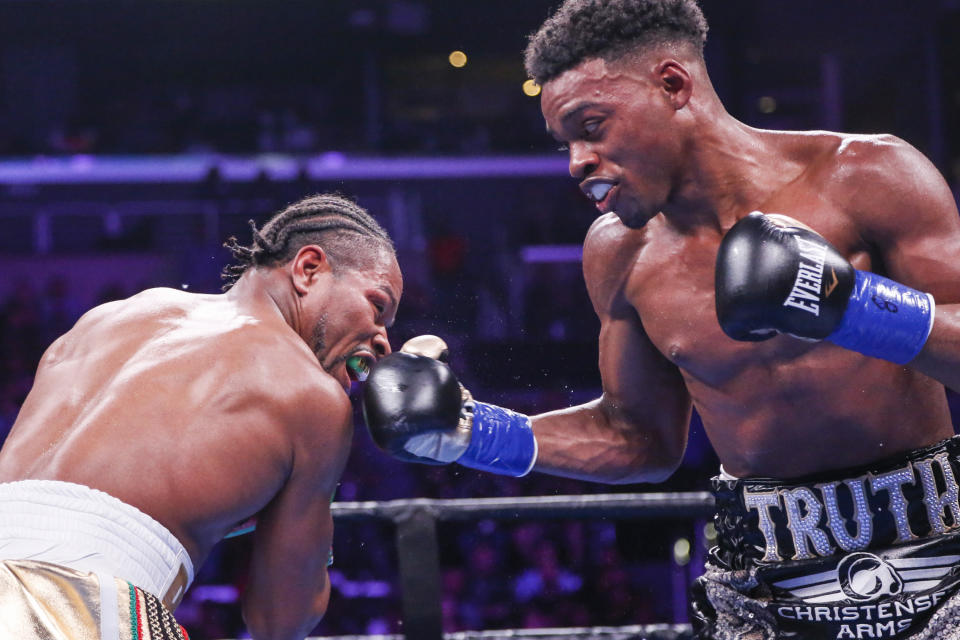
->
[[691, 435, 960, 640]]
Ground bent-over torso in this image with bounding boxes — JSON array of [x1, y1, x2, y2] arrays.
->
[[0, 287, 330, 566]]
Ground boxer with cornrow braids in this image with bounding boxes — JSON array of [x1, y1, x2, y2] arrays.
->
[[222, 193, 394, 289], [0, 192, 402, 640]]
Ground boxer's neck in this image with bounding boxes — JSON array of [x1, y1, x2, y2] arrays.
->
[[660, 114, 808, 234], [228, 267, 304, 336]]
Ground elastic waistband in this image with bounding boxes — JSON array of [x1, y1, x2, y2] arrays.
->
[[712, 435, 960, 571], [0, 480, 194, 607]]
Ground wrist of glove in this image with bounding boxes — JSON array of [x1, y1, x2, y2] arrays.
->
[[826, 270, 934, 364]]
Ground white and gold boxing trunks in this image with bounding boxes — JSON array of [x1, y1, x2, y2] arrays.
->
[[0, 480, 195, 640]]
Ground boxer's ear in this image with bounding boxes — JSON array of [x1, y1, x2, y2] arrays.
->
[[657, 59, 692, 110], [291, 244, 332, 295]]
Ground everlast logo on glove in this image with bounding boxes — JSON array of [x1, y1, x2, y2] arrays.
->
[[715, 212, 857, 342], [716, 211, 936, 364], [782, 236, 829, 316]]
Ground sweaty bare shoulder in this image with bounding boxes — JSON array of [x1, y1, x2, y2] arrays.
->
[[822, 134, 960, 276], [582, 213, 647, 316], [204, 305, 352, 449], [284, 372, 353, 488], [821, 134, 954, 233], [175, 307, 353, 543]]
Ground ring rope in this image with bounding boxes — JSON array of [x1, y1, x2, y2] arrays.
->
[[330, 491, 714, 522], [297, 624, 694, 640], [221, 493, 712, 640]]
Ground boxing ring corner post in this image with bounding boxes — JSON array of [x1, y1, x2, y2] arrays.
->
[[317, 491, 715, 640]]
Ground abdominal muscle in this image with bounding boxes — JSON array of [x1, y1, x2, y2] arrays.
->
[[681, 342, 954, 479]]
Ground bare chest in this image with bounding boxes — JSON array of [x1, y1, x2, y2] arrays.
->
[[629, 212, 871, 386], [629, 237, 741, 384]]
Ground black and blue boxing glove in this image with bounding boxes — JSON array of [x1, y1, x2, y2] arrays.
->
[[715, 211, 934, 364], [362, 335, 538, 477]]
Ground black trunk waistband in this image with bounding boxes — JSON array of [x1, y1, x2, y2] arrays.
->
[[712, 435, 960, 571]]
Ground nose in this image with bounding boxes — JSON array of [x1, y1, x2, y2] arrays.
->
[[373, 329, 391, 358], [568, 142, 598, 179]]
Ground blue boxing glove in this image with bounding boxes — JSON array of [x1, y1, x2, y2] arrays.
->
[[715, 212, 935, 364], [362, 335, 538, 477]]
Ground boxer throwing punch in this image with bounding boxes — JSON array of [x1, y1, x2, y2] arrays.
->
[[364, 1, 960, 638], [0, 194, 401, 640]]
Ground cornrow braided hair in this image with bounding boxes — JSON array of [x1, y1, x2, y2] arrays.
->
[[524, 0, 708, 85], [221, 193, 394, 290]]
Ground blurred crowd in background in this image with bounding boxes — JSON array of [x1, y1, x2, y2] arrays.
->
[[4, 0, 960, 637]]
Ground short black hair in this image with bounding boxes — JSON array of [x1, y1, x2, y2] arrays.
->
[[524, 0, 708, 85], [222, 193, 394, 290]]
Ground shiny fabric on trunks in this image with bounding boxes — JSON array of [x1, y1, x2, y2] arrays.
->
[[691, 436, 960, 640], [0, 559, 189, 640]]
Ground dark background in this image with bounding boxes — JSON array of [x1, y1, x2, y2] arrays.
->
[[1, 1, 959, 637]]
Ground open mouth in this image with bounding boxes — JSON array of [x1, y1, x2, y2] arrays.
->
[[346, 354, 372, 382]]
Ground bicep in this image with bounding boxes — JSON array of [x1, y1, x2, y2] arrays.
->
[[581, 221, 689, 424], [561, 218, 691, 480], [530, 308, 691, 483], [859, 142, 960, 303], [597, 307, 691, 430], [244, 477, 334, 635], [857, 144, 960, 389]]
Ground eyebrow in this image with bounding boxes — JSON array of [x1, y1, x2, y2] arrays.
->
[[546, 102, 596, 141]]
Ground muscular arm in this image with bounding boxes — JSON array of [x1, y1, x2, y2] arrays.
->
[[241, 379, 353, 640], [531, 215, 692, 484], [850, 137, 960, 391]]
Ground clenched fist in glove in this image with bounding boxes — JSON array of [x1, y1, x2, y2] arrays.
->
[[362, 335, 538, 477], [715, 212, 934, 364]]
